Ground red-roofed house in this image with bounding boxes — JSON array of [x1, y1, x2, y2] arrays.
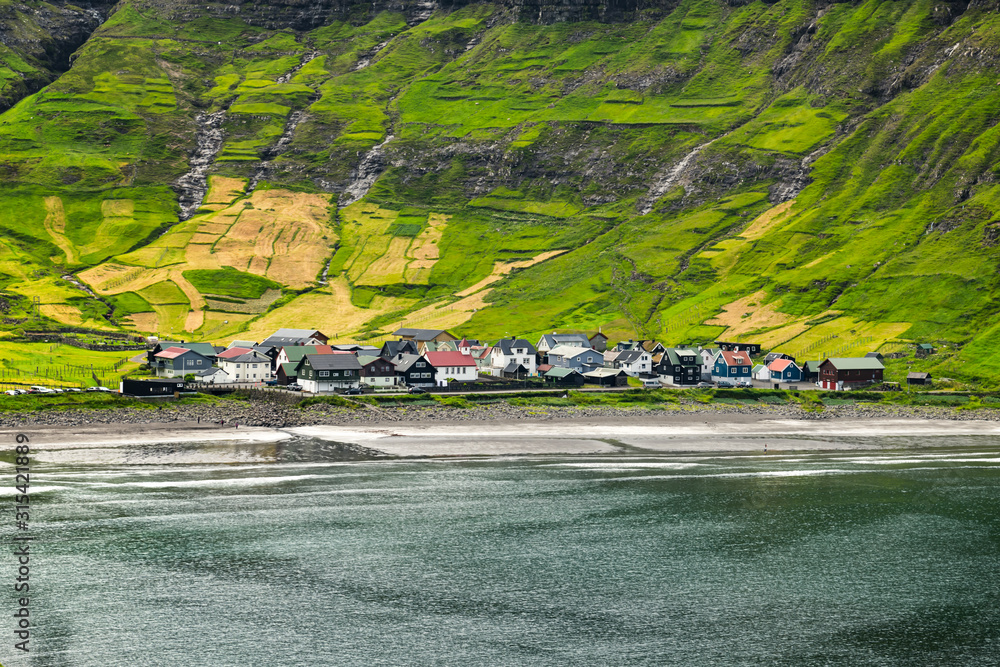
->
[[767, 358, 803, 382], [424, 351, 478, 386], [710, 350, 753, 383]]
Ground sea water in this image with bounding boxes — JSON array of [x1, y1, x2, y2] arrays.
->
[[6, 437, 1000, 666]]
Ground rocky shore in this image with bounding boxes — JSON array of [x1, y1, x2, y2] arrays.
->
[[3, 398, 1000, 430]]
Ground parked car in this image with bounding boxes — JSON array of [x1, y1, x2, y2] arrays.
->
[[85, 386, 101, 392], [716, 381, 734, 388], [642, 379, 661, 388], [343, 387, 364, 395], [264, 379, 278, 387], [695, 382, 714, 388], [96, 386, 112, 392], [68, 388, 83, 392], [3, 390, 17, 396], [51, 388, 64, 393], [286, 384, 302, 392], [408, 387, 427, 394], [735, 381, 753, 388]]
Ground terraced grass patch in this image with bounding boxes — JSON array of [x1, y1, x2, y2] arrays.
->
[[184, 268, 281, 299]]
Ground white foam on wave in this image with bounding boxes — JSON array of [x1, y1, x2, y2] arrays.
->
[[23, 486, 70, 494], [545, 462, 703, 470], [86, 474, 324, 489]]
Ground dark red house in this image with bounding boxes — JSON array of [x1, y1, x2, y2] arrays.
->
[[818, 357, 884, 390]]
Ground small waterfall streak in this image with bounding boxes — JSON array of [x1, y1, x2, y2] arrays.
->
[[640, 140, 712, 215], [174, 111, 227, 220], [247, 109, 309, 193], [339, 135, 394, 206]]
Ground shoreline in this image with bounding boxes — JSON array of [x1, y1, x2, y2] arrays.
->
[[5, 403, 1000, 464]]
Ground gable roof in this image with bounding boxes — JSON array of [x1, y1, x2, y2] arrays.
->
[[538, 333, 591, 348], [381, 340, 418, 357], [228, 340, 257, 349], [544, 367, 582, 378], [278, 362, 298, 376], [155, 346, 199, 360], [767, 358, 797, 372], [802, 360, 822, 371], [392, 354, 426, 372], [300, 354, 362, 371], [752, 364, 765, 373], [495, 338, 537, 355], [718, 350, 752, 366], [172, 342, 217, 357], [217, 347, 253, 360], [821, 357, 885, 371], [583, 368, 627, 378], [548, 345, 596, 359], [907, 372, 931, 379], [617, 349, 647, 364], [393, 328, 455, 341], [221, 350, 271, 364], [425, 351, 477, 367]]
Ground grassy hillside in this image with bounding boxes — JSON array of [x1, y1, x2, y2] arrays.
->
[[2, 0, 1000, 383]]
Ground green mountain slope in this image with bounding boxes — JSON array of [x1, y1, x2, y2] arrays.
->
[[1, 0, 999, 382]]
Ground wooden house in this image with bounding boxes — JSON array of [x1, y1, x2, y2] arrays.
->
[[907, 372, 932, 386], [656, 348, 702, 386], [711, 350, 753, 383], [152, 346, 213, 378], [392, 328, 457, 344], [357, 355, 398, 389], [767, 358, 803, 383], [393, 354, 435, 387], [583, 368, 628, 387], [715, 341, 761, 354], [543, 367, 585, 386], [818, 357, 884, 390], [295, 354, 362, 393]]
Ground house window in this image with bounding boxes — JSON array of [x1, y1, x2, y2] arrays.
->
[[319, 371, 330, 377], [345, 370, 353, 377], [196, 360, 203, 365], [416, 362, 425, 368]]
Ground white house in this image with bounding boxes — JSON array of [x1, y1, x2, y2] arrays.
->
[[489, 338, 537, 376], [424, 351, 478, 386], [612, 349, 652, 377], [217, 350, 271, 383]]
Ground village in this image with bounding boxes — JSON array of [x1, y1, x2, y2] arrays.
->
[[121, 327, 937, 397]]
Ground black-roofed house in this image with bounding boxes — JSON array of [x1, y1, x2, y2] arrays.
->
[[392, 353, 436, 388], [715, 341, 762, 354], [907, 372, 932, 386], [490, 338, 537, 377], [656, 348, 702, 386], [380, 339, 419, 360], [295, 354, 362, 393], [542, 367, 586, 387], [611, 348, 653, 377]]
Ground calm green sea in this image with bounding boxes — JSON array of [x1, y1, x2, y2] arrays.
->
[[7, 437, 1000, 665]]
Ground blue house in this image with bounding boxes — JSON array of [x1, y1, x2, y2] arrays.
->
[[766, 358, 803, 382], [711, 350, 753, 383]]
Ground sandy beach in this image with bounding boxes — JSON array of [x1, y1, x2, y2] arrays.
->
[[5, 410, 1000, 465]]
